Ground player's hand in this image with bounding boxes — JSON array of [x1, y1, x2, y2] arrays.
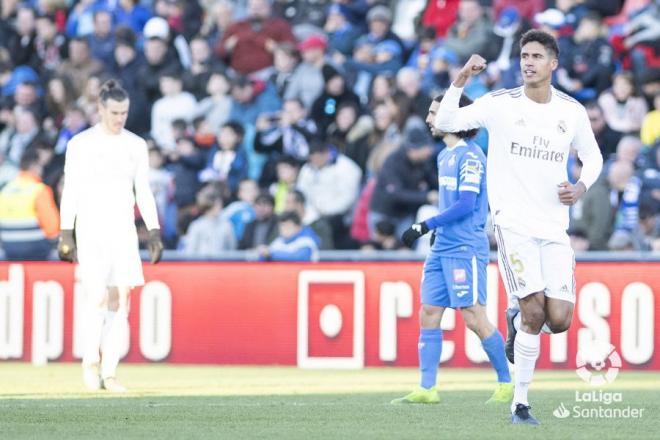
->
[[57, 229, 76, 262], [148, 229, 164, 264], [459, 54, 487, 79], [557, 181, 586, 206], [401, 222, 430, 248]]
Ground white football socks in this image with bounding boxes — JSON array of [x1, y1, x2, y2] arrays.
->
[[82, 307, 105, 366], [512, 330, 540, 413], [101, 310, 128, 379]]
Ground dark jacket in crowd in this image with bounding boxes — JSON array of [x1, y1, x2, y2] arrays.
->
[[169, 151, 206, 207], [238, 216, 279, 249], [369, 147, 438, 218]]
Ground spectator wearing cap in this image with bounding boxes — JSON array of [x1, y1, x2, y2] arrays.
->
[[255, 98, 316, 186], [33, 12, 67, 75], [7, 5, 37, 67], [297, 139, 362, 249], [137, 19, 184, 106], [324, 4, 361, 57], [216, 0, 295, 76], [368, 123, 439, 239], [151, 71, 197, 151], [556, 13, 614, 98], [344, 37, 403, 103], [182, 183, 237, 256], [365, 5, 405, 52], [443, 0, 495, 64], [554, 0, 588, 33], [56, 37, 104, 96], [284, 35, 327, 109], [239, 192, 278, 250], [257, 211, 319, 262], [12, 81, 45, 120], [88, 9, 116, 68], [598, 72, 648, 135], [310, 64, 360, 137], [284, 189, 334, 250], [114, 0, 153, 36]]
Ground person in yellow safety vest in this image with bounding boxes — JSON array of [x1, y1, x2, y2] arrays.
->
[[0, 148, 60, 260]]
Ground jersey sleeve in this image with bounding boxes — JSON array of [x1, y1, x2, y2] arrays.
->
[[572, 106, 603, 190], [434, 85, 491, 132], [59, 137, 81, 230], [458, 150, 485, 193], [134, 139, 161, 231]]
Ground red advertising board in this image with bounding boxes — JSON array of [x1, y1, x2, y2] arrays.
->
[[0, 261, 657, 369]]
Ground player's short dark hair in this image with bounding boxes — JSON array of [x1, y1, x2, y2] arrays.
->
[[432, 94, 478, 139], [520, 29, 559, 58], [99, 79, 128, 103], [375, 220, 395, 237], [278, 210, 302, 225]]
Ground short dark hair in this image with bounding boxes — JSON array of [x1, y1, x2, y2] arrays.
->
[[520, 29, 559, 58], [432, 94, 478, 139], [222, 121, 245, 141], [278, 210, 302, 225], [19, 148, 41, 171], [288, 189, 305, 205], [99, 79, 128, 103], [255, 192, 274, 206]]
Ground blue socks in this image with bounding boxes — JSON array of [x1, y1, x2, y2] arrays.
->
[[481, 329, 511, 383], [419, 328, 443, 389]]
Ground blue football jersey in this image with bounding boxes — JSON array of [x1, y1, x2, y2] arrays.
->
[[431, 139, 489, 259]]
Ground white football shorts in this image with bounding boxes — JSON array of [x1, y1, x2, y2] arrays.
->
[[494, 225, 576, 304]]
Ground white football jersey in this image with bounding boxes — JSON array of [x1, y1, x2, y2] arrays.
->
[[435, 85, 603, 243]]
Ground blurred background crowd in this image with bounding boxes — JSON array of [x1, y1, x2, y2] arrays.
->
[[0, 0, 659, 260]]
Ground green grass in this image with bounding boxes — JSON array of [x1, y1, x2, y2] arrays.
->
[[1, 363, 658, 439]]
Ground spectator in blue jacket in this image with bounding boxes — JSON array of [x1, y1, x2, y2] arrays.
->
[[258, 211, 320, 261], [199, 121, 249, 196]]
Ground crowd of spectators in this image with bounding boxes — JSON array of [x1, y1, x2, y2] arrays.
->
[[0, 0, 659, 259]]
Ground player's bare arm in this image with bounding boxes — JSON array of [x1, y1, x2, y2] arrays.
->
[[452, 54, 487, 88]]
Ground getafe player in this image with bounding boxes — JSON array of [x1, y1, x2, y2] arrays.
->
[[434, 30, 603, 424], [391, 94, 513, 406]]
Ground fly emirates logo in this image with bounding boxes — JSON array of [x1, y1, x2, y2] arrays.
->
[[510, 135, 565, 163]]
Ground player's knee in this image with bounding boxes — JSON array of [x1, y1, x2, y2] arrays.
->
[[461, 308, 478, 331], [521, 308, 546, 331], [419, 304, 443, 327], [547, 316, 572, 333]]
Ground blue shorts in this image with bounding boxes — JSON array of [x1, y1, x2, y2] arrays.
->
[[421, 254, 487, 309]]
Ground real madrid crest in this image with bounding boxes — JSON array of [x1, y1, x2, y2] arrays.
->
[[557, 120, 567, 134]]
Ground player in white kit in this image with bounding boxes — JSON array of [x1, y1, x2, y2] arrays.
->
[[58, 80, 163, 392], [434, 30, 603, 424]]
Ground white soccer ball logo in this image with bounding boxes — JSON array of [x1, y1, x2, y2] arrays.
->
[[575, 341, 621, 386]]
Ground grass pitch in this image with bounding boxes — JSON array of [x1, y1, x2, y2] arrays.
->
[[1, 363, 658, 440]]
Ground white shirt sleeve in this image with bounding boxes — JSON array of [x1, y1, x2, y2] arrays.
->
[[134, 139, 161, 231], [59, 138, 81, 230], [573, 106, 604, 190], [434, 85, 491, 132]]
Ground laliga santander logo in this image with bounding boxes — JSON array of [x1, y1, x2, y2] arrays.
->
[[575, 341, 622, 387]]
